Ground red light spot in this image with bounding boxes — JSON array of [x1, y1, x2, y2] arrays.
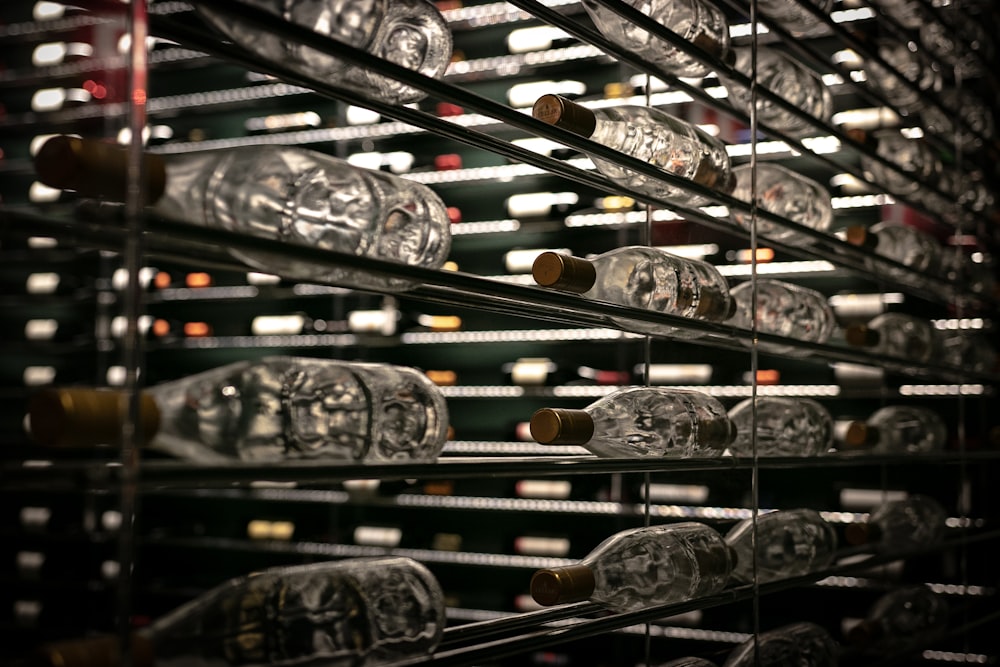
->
[[83, 79, 96, 92], [132, 88, 147, 105], [91, 84, 107, 100]]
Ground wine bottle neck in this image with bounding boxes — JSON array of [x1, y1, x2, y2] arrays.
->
[[34, 633, 154, 667], [530, 564, 596, 605], [531, 94, 597, 137], [34, 136, 167, 203], [530, 408, 595, 445], [28, 388, 161, 448], [531, 252, 598, 293]]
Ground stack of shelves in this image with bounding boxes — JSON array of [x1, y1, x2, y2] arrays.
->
[[1, 0, 998, 664]]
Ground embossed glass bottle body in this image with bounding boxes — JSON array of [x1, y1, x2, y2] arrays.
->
[[849, 586, 949, 648], [723, 622, 839, 667], [532, 95, 734, 204], [530, 387, 734, 458], [846, 406, 947, 454], [757, 0, 834, 36], [724, 48, 832, 135], [847, 222, 942, 274], [30, 357, 450, 463], [196, 0, 453, 104], [581, 0, 730, 78], [37, 558, 446, 667], [729, 163, 833, 242], [864, 40, 942, 114], [532, 247, 734, 336], [728, 279, 836, 354], [727, 397, 833, 457], [858, 130, 940, 196], [34, 138, 452, 292], [855, 495, 947, 550], [530, 523, 732, 611], [845, 312, 937, 362], [725, 509, 838, 583]]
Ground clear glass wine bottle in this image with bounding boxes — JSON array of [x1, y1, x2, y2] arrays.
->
[[847, 586, 949, 648], [532, 247, 735, 337], [840, 405, 947, 454], [728, 163, 834, 243], [532, 94, 735, 205], [727, 279, 837, 355], [34, 136, 452, 292], [28, 356, 450, 462], [727, 397, 834, 457], [844, 312, 938, 362], [530, 523, 732, 612], [862, 39, 942, 115], [850, 129, 941, 196], [938, 331, 999, 373], [844, 222, 942, 274], [34, 557, 445, 667], [723, 48, 833, 135], [725, 508, 838, 584], [195, 0, 453, 104], [530, 387, 734, 457], [756, 0, 835, 37], [845, 494, 947, 551], [723, 621, 840, 667], [580, 0, 730, 79]]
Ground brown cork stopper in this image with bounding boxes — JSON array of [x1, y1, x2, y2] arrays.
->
[[845, 324, 880, 348], [700, 418, 737, 447], [34, 634, 154, 667], [530, 408, 595, 445], [28, 388, 160, 448], [844, 225, 878, 249], [532, 252, 598, 293], [33, 135, 167, 203], [691, 32, 728, 63], [530, 564, 596, 605], [846, 619, 885, 645], [532, 94, 597, 137], [844, 521, 882, 546], [843, 421, 879, 449]]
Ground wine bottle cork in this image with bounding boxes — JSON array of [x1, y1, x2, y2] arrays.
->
[[532, 94, 597, 137], [530, 564, 596, 605], [28, 388, 160, 448], [845, 324, 880, 348], [530, 408, 595, 445], [33, 135, 167, 203], [532, 252, 598, 293]]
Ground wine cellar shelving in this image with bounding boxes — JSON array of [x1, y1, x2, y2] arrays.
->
[[2, 0, 999, 665]]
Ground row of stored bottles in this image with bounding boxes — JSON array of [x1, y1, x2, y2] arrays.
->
[[3, 0, 998, 665], [4, 485, 995, 665]]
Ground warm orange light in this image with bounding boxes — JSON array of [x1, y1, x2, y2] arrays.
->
[[185, 272, 212, 288], [183, 322, 212, 338], [734, 247, 775, 263], [153, 271, 171, 289], [756, 369, 781, 385], [132, 88, 146, 105], [152, 319, 170, 338], [425, 370, 458, 386]]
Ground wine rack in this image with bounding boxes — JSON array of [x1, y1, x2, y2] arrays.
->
[[1, 0, 999, 665]]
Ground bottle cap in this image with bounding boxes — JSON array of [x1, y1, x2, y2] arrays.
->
[[698, 417, 737, 448], [530, 564, 596, 605], [28, 388, 160, 448], [843, 521, 882, 546], [33, 135, 167, 203], [694, 291, 738, 322], [842, 421, 878, 449], [34, 634, 154, 667], [692, 157, 733, 192], [530, 408, 595, 445], [532, 252, 598, 293], [845, 127, 874, 149], [844, 324, 880, 348], [846, 619, 885, 645], [844, 225, 878, 249], [532, 94, 597, 138], [691, 32, 728, 63]]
